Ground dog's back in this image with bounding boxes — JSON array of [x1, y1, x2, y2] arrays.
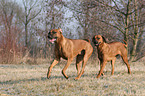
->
[[69, 39, 93, 56], [104, 42, 127, 57]]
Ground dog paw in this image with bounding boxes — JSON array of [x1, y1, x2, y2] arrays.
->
[[47, 73, 51, 79], [75, 77, 79, 80], [65, 76, 69, 79], [47, 76, 50, 79], [96, 75, 101, 78]]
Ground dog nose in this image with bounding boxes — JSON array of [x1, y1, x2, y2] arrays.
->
[[48, 33, 52, 38], [94, 40, 98, 44], [48, 35, 51, 38], [93, 38, 98, 44]]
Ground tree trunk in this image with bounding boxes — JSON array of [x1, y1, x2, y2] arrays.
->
[[84, 6, 89, 39], [130, 0, 139, 61], [124, 0, 131, 52], [25, 23, 28, 48]]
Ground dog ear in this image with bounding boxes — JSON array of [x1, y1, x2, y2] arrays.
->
[[102, 36, 107, 43], [58, 28, 62, 34]]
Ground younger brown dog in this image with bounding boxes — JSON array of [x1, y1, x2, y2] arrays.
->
[[47, 28, 93, 80], [92, 35, 131, 78]]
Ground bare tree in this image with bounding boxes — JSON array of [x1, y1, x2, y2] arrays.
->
[[63, 0, 91, 39], [31, 0, 65, 59], [130, 0, 145, 61], [21, 0, 42, 48], [94, 0, 145, 61], [45, 1, 64, 44], [0, 0, 24, 63], [66, 0, 145, 61], [63, 0, 117, 41]]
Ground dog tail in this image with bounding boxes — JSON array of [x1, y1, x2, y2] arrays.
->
[[84, 39, 90, 43], [122, 40, 128, 48]]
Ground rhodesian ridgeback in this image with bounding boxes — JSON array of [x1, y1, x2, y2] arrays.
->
[[92, 35, 131, 78], [47, 28, 93, 80]]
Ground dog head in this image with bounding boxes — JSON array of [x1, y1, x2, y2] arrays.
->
[[48, 28, 63, 44], [92, 35, 106, 46]]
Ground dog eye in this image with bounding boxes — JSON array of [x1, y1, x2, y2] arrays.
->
[[97, 37, 100, 40], [52, 31, 57, 34]]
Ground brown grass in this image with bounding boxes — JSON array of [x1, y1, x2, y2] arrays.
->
[[0, 60, 145, 96]]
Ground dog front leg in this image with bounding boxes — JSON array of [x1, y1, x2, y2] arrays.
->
[[97, 61, 107, 78], [100, 62, 104, 76], [62, 58, 73, 79], [47, 59, 59, 79]]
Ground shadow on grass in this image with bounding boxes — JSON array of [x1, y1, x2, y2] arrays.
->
[[1, 70, 142, 85], [0, 73, 96, 85], [0, 75, 65, 85], [0, 77, 45, 85]]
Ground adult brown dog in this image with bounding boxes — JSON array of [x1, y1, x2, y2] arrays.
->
[[92, 35, 131, 78], [47, 28, 93, 80]]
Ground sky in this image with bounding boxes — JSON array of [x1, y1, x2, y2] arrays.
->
[[15, 0, 23, 5]]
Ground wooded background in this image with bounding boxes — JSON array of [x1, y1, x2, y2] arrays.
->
[[0, 0, 144, 64]]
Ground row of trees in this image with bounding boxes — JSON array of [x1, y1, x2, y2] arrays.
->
[[0, 0, 144, 64]]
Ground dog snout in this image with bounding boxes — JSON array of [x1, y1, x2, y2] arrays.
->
[[94, 40, 98, 44], [48, 35, 51, 39], [92, 37, 98, 44]]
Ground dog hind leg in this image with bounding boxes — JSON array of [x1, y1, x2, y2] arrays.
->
[[75, 53, 90, 80], [111, 58, 116, 75], [76, 54, 83, 75], [121, 55, 131, 74]]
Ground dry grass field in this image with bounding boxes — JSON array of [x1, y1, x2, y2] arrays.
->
[[0, 60, 145, 96]]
